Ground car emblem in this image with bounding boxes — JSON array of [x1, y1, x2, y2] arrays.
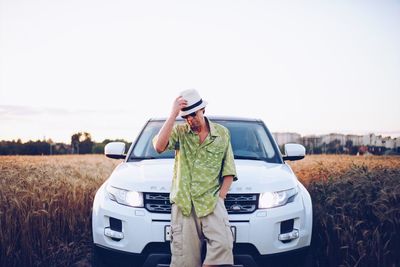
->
[[230, 204, 242, 211]]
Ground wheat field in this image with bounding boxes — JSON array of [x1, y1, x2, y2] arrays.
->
[[0, 155, 399, 267], [0, 155, 120, 267], [289, 156, 400, 267]]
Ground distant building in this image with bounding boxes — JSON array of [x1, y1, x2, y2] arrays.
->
[[272, 132, 301, 146], [345, 135, 364, 146], [363, 133, 376, 146], [395, 138, 400, 148], [382, 137, 395, 149], [271, 131, 399, 154], [302, 135, 322, 154], [363, 133, 386, 147], [320, 133, 346, 145]]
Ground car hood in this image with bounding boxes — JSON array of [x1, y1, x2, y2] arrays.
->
[[108, 159, 298, 193]]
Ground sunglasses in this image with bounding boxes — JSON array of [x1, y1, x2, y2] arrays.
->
[[181, 111, 197, 119]]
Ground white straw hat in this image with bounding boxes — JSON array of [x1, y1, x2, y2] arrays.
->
[[179, 89, 208, 117]]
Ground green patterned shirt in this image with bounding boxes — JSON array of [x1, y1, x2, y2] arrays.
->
[[153, 118, 237, 217]]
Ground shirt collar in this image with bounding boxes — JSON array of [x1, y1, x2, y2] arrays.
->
[[185, 117, 220, 137]]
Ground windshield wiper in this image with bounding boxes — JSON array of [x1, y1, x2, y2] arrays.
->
[[130, 156, 156, 160], [234, 155, 266, 161]]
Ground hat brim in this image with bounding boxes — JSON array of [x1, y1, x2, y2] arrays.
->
[[179, 100, 208, 117]]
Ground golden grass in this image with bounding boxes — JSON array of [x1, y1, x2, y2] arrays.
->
[[0, 154, 399, 266], [293, 155, 400, 267], [288, 154, 400, 184], [0, 155, 120, 267]]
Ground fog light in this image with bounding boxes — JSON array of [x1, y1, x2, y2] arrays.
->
[[278, 229, 299, 241], [104, 227, 124, 240]]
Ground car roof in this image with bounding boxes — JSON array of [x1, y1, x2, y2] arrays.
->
[[149, 116, 263, 123]]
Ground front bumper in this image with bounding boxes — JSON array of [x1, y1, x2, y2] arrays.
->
[[92, 183, 312, 261], [94, 242, 310, 267]]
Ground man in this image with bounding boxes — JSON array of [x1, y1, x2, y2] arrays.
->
[[153, 89, 237, 267]]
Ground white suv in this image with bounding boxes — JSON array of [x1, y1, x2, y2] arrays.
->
[[92, 117, 312, 267]]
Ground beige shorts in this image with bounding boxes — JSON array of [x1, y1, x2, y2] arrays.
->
[[170, 198, 234, 267]]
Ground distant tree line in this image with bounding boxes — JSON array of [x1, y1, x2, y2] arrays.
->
[[0, 132, 131, 155], [2, 134, 398, 156]]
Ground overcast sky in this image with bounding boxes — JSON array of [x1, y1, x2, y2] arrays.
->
[[1, 0, 399, 143]]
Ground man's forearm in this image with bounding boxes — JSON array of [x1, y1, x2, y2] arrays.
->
[[155, 96, 187, 153], [219, 175, 234, 199], [155, 115, 176, 153]]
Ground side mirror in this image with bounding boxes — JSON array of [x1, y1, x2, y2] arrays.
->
[[105, 142, 126, 159], [282, 144, 305, 161]]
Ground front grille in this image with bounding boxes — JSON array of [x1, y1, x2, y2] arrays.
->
[[144, 193, 171, 213], [225, 194, 258, 214], [144, 192, 259, 214]]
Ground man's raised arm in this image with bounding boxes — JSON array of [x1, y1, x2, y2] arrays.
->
[[154, 96, 187, 153]]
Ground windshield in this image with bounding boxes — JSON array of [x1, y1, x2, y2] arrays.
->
[[128, 119, 282, 164]]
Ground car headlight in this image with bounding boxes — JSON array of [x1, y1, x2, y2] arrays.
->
[[106, 184, 144, 207], [259, 187, 298, 209]]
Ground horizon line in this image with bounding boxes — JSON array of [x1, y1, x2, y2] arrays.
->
[[2, 130, 400, 144]]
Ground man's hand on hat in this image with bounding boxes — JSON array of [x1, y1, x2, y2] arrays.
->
[[171, 96, 187, 118]]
